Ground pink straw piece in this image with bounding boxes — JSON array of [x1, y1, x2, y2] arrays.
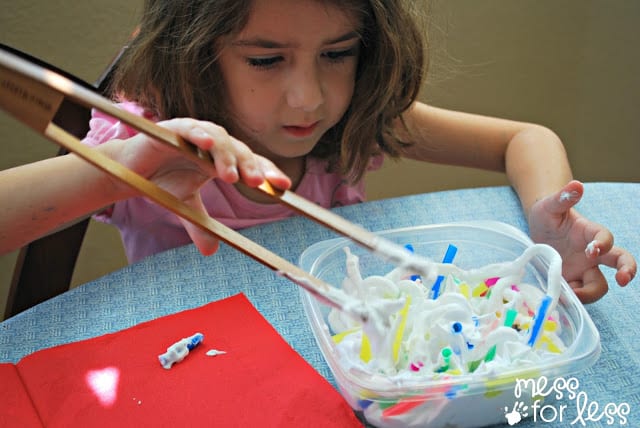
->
[[382, 384, 451, 418], [484, 277, 500, 286]]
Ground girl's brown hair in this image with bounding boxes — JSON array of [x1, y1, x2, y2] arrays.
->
[[111, 0, 427, 182]]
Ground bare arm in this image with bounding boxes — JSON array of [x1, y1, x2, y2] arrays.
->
[[397, 102, 572, 214], [0, 148, 119, 255]]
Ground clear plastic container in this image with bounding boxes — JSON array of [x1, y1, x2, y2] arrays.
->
[[299, 221, 600, 428]]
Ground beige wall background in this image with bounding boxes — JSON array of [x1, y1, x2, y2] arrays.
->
[[1, 1, 639, 315]]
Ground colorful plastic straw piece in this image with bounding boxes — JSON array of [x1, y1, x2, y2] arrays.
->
[[360, 332, 372, 362], [503, 308, 518, 327], [527, 295, 552, 347], [381, 384, 451, 418], [431, 244, 458, 299], [392, 295, 412, 364], [436, 347, 453, 373], [404, 244, 422, 281]]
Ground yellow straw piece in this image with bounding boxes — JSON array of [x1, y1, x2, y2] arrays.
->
[[472, 283, 490, 298], [360, 333, 372, 362], [392, 296, 412, 364], [543, 320, 558, 332], [537, 335, 563, 353], [459, 283, 471, 298], [332, 327, 360, 344]]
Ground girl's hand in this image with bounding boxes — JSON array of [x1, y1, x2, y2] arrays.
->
[[528, 180, 636, 303], [104, 118, 291, 256]]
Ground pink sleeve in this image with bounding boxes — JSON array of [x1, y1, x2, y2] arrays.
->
[[330, 154, 385, 207], [81, 102, 147, 220], [81, 102, 147, 147]]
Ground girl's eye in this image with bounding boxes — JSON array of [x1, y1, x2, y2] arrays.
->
[[246, 56, 283, 69], [322, 48, 357, 62]]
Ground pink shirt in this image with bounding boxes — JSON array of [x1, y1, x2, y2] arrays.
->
[[82, 102, 382, 263]]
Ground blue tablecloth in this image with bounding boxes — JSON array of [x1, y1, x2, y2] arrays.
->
[[1, 183, 638, 427]]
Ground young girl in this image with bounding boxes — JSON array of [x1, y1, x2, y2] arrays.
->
[[0, 0, 635, 304]]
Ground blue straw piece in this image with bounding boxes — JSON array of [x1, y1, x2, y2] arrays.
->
[[404, 244, 422, 282], [431, 244, 458, 299], [527, 295, 552, 347]]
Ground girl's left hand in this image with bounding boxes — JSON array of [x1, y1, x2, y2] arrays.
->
[[527, 180, 636, 303]]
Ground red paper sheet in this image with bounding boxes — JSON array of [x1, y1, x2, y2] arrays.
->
[[0, 294, 362, 427], [0, 364, 43, 427]]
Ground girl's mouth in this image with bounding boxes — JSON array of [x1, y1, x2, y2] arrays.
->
[[283, 122, 319, 138]]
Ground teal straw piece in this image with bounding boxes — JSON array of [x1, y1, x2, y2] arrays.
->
[[503, 309, 518, 327]]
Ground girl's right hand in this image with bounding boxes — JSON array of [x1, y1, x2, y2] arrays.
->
[[102, 118, 292, 255]]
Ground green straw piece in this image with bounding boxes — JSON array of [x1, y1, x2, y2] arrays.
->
[[484, 345, 497, 362]]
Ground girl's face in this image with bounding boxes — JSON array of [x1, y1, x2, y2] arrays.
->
[[217, 0, 361, 163]]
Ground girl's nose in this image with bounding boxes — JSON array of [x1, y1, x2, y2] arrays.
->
[[286, 65, 324, 112]]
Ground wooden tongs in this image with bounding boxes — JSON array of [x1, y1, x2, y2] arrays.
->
[[0, 45, 436, 321]]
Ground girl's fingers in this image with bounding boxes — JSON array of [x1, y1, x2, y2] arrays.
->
[[181, 121, 291, 188], [596, 246, 637, 286], [179, 119, 246, 181], [570, 267, 609, 304], [177, 192, 220, 256], [583, 227, 614, 259], [256, 156, 292, 190], [226, 136, 265, 187], [540, 180, 584, 216], [181, 217, 220, 256], [158, 118, 265, 185], [155, 118, 291, 190]]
